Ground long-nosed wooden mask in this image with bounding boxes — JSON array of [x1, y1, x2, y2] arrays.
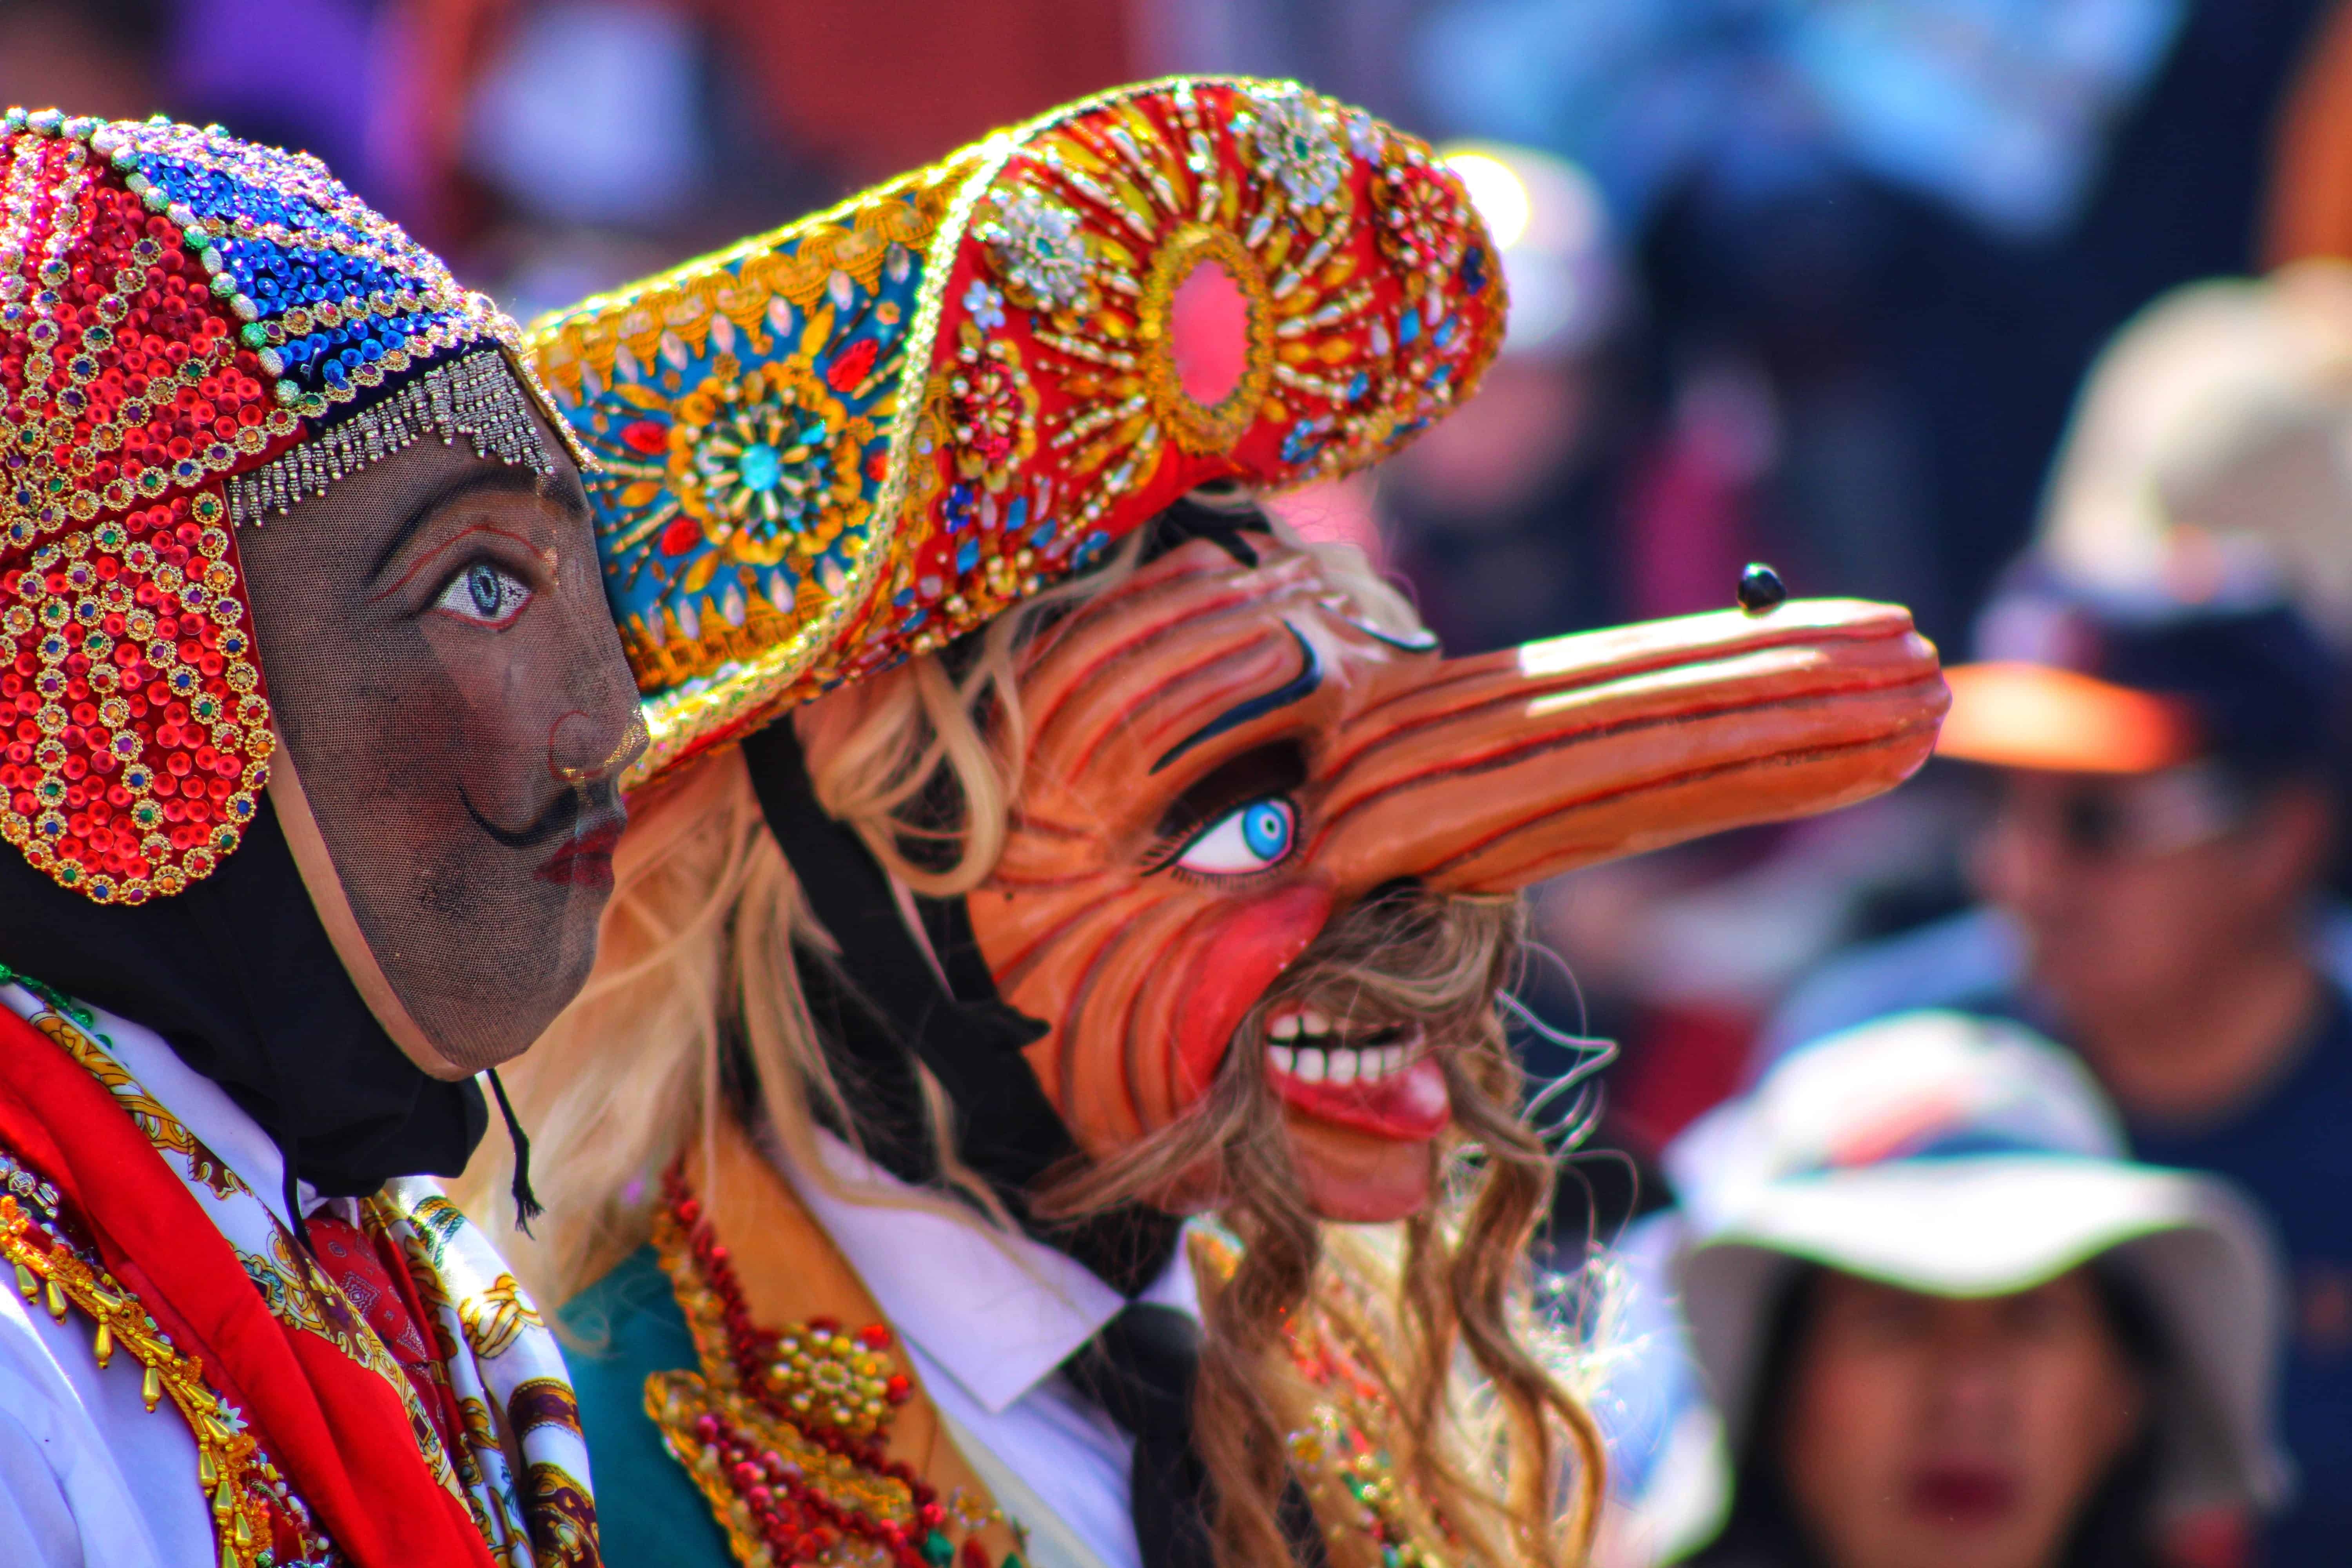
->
[[960, 532, 1945, 1203], [541, 77, 1949, 1220]]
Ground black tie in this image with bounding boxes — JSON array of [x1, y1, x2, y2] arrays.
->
[[1062, 1304, 1329, 1568]]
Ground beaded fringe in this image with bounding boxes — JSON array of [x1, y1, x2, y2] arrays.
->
[[226, 350, 554, 528]]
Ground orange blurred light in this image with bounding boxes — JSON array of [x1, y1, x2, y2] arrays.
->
[[1935, 662, 2203, 774]]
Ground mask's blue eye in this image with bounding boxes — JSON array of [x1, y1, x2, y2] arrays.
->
[[431, 559, 533, 627], [1176, 797, 1296, 875]]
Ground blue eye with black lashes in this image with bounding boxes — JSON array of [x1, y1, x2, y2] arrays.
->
[[1177, 797, 1296, 875]]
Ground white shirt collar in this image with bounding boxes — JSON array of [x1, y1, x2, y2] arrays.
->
[[0, 982, 330, 1229], [778, 1129, 1200, 1416]]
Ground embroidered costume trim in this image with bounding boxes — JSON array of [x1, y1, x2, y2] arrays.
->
[[226, 349, 557, 527], [0, 964, 603, 1568], [645, 1164, 1016, 1568], [1188, 1228, 1457, 1568], [0, 1143, 338, 1568]]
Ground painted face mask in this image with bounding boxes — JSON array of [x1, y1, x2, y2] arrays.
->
[[0, 109, 643, 1094], [961, 526, 1936, 1216], [532, 79, 1947, 1222]]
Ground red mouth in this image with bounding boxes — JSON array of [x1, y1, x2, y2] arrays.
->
[[1908, 1468, 2018, 1523], [536, 818, 624, 887], [1263, 1018, 1451, 1140]]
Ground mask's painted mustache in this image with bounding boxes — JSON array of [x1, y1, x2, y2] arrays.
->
[[463, 780, 621, 849], [1237, 889, 1517, 1066]]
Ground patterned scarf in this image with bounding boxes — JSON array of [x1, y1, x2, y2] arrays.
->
[[0, 968, 599, 1567]]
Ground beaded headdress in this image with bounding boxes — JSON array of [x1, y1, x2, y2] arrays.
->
[[528, 76, 1506, 790], [0, 107, 577, 903]]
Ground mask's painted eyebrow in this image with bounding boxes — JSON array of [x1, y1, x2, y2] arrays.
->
[[1150, 621, 1321, 774], [369, 464, 588, 582]]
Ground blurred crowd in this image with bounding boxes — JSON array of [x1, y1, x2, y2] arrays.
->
[[13, 0, 2352, 1562]]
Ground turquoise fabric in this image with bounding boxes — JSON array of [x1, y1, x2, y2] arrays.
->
[[561, 1245, 735, 1568]]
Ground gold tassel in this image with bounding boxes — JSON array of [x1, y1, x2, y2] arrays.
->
[[198, 1446, 219, 1488], [140, 1365, 162, 1412], [91, 1321, 111, 1369], [12, 1262, 33, 1301], [42, 1278, 64, 1323]]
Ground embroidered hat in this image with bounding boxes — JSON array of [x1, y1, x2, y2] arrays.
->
[[0, 107, 577, 904], [527, 76, 1506, 789]]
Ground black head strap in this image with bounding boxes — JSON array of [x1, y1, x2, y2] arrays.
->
[[1141, 492, 1266, 568], [741, 722, 1179, 1295]]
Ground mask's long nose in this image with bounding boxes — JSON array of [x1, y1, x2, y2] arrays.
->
[[1315, 599, 1947, 897]]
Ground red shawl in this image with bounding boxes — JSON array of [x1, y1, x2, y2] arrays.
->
[[0, 1004, 497, 1568]]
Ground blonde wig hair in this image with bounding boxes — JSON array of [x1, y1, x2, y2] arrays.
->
[[465, 514, 1604, 1568]]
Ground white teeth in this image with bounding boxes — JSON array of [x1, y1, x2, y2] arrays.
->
[[1265, 1019, 1417, 1085]]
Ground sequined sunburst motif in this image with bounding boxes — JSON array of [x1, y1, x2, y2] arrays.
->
[[765, 1320, 905, 1445], [954, 80, 1495, 550], [645, 1165, 1023, 1568], [673, 367, 869, 563], [941, 318, 1039, 492]]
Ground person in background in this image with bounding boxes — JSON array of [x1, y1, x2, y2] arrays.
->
[[1668, 1011, 2287, 1568], [1378, 140, 1635, 651], [1762, 269, 2352, 1072], [1749, 566, 2350, 1562]]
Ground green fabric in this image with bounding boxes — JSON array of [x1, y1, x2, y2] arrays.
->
[[562, 1245, 736, 1568]]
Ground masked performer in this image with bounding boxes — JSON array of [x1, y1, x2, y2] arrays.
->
[[0, 107, 645, 1568], [479, 79, 1947, 1568]]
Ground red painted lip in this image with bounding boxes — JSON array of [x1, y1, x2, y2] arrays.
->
[[1908, 1467, 2018, 1523], [1270, 1031, 1451, 1140], [536, 817, 624, 887]]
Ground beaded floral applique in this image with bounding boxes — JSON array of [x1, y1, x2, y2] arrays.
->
[[1188, 1227, 1456, 1568], [646, 1164, 1021, 1568]]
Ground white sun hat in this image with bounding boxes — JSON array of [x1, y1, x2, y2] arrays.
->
[[1666, 1009, 2292, 1517]]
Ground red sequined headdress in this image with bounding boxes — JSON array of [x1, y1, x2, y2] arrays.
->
[[528, 77, 1506, 791], [0, 108, 573, 903]]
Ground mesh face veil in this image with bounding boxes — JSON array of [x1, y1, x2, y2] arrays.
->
[[0, 107, 640, 1072]]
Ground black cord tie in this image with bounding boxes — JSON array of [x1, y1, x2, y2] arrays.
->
[[276, 1120, 312, 1254], [486, 1068, 544, 1234]]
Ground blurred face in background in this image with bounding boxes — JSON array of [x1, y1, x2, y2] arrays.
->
[[1970, 764, 2328, 1030], [1779, 1269, 2147, 1568]]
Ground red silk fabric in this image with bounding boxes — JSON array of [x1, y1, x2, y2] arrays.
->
[[306, 1213, 471, 1465], [0, 1004, 496, 1568]]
